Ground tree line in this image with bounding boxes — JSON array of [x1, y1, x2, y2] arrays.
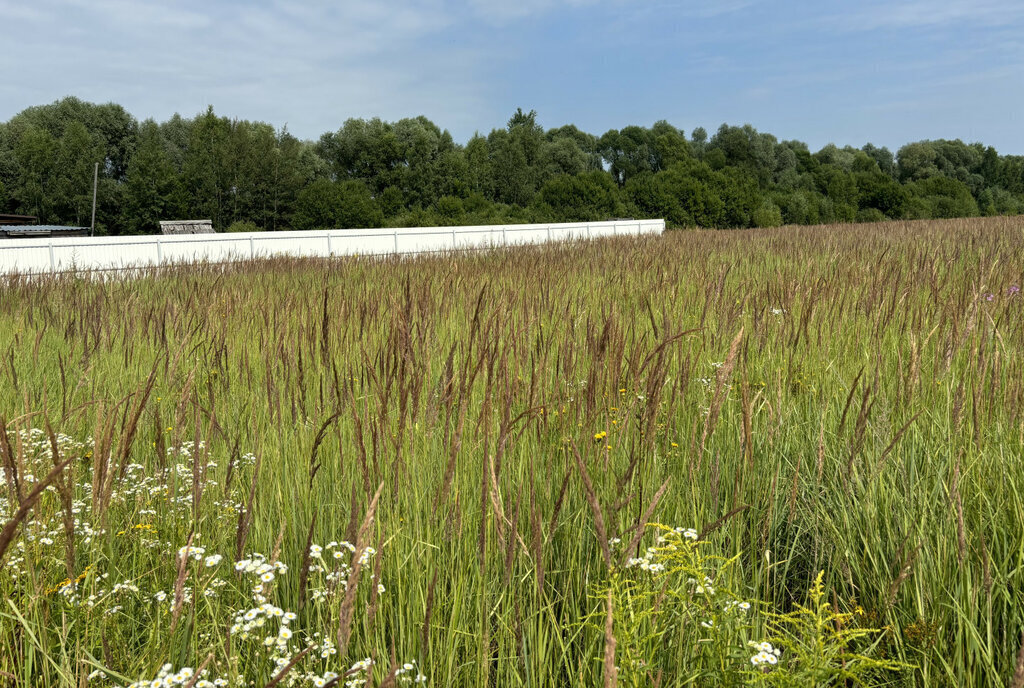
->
[[1, 97, 1022, 234]]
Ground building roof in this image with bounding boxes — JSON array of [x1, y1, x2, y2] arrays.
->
[[0, 225, 89, 238], [160, 220, 215, 235], [0, 214, 39, 226]]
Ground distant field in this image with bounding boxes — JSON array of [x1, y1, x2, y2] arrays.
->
[[1, 216, 1022, 687]]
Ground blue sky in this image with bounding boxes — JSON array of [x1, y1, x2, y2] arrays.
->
[[1, 0, 1021, 153]]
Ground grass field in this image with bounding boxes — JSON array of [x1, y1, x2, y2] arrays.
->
[[1, 216, 1022, 687]]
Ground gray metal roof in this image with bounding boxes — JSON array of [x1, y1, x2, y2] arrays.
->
[[160, 220, 214, 235], [1, 225, 89, 232]]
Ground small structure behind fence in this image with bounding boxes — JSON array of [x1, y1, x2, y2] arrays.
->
[[0, 219, 665, 276], [159, 220, 215, 235], [1, 225, 89, 239]]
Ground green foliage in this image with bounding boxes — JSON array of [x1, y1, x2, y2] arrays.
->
[[6, 97, 137, 180], [179, 107, 231, 229], [1, 98, 1022, 233], [905, 176, 979, 219], [625, 159, 762, 228], [600, 125, 663, 185], [600, 529, 909, 687], [708, 124, 791, 188], [292, 179, 381, 230], [774, 191, 814, 226], [625, 171, 692, 227], [855, 171, 909, 218], [533, 171, 624, 222], [856, 207, 886, 223], [716, 167, 762, 227], [123, 121, 181, 234], [978, 186, 1023, 216], [52, 121, 102, 226], [815, 144, 858, 173], [485, 111, 547, 206], [225, 220, 260, 233], [753, 572, 911, 686], [813, 167, 858, 217], [753, 199, 783, 227], [433, 195, 466, 225], [0, 221, 1023, 685], [13, 125, 58, 221], [546, 124, 603, 171], [541, 137, 589, 178], [600, 527, 753, 686]]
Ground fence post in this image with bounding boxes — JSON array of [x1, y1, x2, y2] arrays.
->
[[502, 225, 507, 246], [156, 236, 163, 263], [547, 225, 552, 242], [48, 241, 55, 270], [452, 226, 457, 251], [394, 228, 399, 254], [327, 233, 333, 256], [249, 237, 255, 258]]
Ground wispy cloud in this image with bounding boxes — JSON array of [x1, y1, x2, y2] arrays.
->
[[824, 0, 1024, 31], [466, 0, 599, 23], [0, 0, 491, 136], [0, 0, 1020, 152]]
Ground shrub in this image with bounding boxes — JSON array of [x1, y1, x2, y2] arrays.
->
[[753, 200, 783, 227], [225, 220, 260, 233]]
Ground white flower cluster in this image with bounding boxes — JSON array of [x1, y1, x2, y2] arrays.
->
[[625, 546, 665, 573], [123, 663, 229, 687], [316, 636, 338, 659], [749, 641, 782, 668], [687, 576, 716, 596], [305, 540, 382, 599], [338, 657, 425, 687], [625, 526, 700, 572], [3, 428, 421, 687], [234, 553, 289, 601], [167, 440, 207, 459], [229, 602, 297, 643], [723, 600, 751, 613], [344, 657, 375, 688], [322, 540, 376, 566], [177, 544, 207, 561], [652, 526, 696, 555], [175, 543, 225, 570], [8, 428, 83, 462], [394, 659, 427, 685]]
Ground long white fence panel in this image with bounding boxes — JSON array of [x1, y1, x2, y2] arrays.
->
[[0, 219, 665, 275]]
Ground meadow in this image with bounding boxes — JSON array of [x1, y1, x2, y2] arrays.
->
[[0, 216, 1022, 687]]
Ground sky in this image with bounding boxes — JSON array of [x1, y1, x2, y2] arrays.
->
[[0, 0, 1021, 153]]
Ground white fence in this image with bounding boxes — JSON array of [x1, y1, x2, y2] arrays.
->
[[0, 219, 665, 275]]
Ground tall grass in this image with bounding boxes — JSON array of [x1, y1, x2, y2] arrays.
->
[[0, 216, 1022, 686]]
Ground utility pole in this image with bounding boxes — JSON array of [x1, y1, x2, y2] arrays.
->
[[90, 162, 98, 236]]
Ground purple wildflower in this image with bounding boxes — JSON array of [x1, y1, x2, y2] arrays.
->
[[984, 293, 995, 302], [1009, 285, 1020, 296]]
